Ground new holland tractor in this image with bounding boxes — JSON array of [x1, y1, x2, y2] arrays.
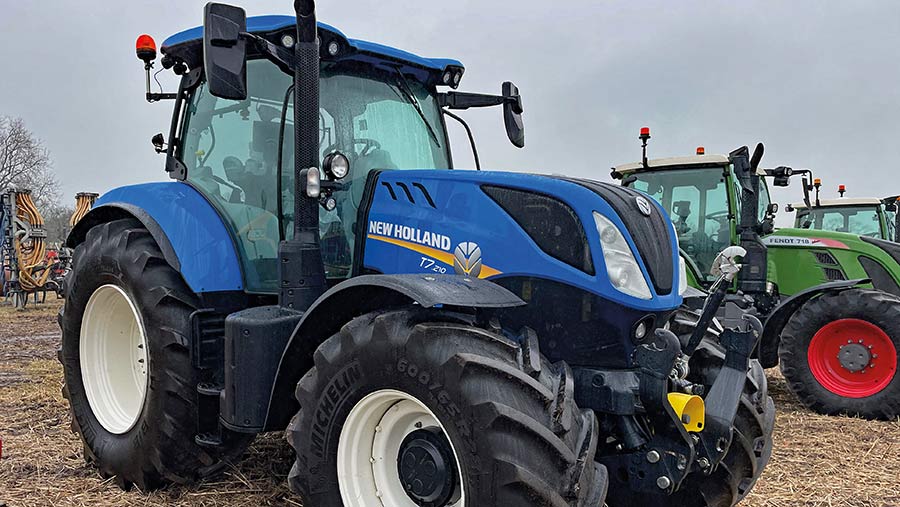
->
[[613, 136, 900, 420], [786, 184, 899, 242], [59, 3, 774, 505]]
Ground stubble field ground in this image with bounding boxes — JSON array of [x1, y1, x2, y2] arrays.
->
[[0, 298, 898, 506]]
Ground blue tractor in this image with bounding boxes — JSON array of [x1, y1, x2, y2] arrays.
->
[[59, 3, 774, 506]]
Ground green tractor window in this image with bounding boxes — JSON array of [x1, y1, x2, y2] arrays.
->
[[180, 58, 450, 292], [796, 206, 881, 237], [630, 168, 731, 280]]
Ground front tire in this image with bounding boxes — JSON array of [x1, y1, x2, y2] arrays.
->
[[780, 288, 900, 420], [286, 308, 608, 506], [59, 219, 249, 490]]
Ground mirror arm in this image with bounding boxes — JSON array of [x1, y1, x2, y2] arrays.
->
[[438, 91, 507, 110], [241, 32, 297, 75]]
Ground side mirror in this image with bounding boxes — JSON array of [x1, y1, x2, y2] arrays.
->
[[203, 3, 248, 100], [886, 203, 897, 212], [151, 133, 165, 153], [502, 82, 525, 148], [767, 203, 779, 215]]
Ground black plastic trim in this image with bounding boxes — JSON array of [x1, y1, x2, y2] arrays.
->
[[352, 170, 384, 277], [859, 256, 900, 296], [482, 185, 595, 275], [861, 236, 900, 266]]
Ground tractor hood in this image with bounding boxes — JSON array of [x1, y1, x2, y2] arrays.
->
[[764, 227, 900, 296], [360, 169, 684, 313]]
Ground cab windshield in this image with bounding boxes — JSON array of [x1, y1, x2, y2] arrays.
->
[[180, 58, 450, 292], [626, 167, 732, 281], [795, 206, 882, 238]]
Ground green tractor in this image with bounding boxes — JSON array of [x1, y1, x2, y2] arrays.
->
[[612, 133, 900, 420], [787, 183, 899, 242]]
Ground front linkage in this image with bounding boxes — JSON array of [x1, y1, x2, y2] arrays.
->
[[576, 250, 762, 497]]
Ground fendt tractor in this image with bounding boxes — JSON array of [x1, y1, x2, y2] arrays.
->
[[613, 136, 900, 420], [59, 3, 774, 506], [786, 184, 899, 242]]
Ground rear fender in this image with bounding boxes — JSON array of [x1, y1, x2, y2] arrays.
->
[[758, 278, 868, 368], [66, 182, 243, 293], [263, 274, 523, 430]]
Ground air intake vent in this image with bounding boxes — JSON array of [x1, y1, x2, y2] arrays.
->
[[822, 267, 846, 281], [813, 251, 839, 265]]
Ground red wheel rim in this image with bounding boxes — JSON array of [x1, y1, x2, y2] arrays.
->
[[807, 318, 897, 398]]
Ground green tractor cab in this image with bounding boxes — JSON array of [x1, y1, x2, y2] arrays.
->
[[788, 188, 899, 242], [613, 135, 900, 420]]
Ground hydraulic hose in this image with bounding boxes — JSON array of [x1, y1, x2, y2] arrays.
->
[[70, 192, 98, 227], [12, 190, 52, 292]]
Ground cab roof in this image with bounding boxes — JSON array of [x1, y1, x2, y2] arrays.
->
[[613, 154, 766, 175], [160, 15, 464, 84], [791, 198, 884, 209]]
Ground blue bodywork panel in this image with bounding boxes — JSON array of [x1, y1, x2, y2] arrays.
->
[[363, 170, 682, 313], [95, 182, 243, 293], [161, 15, 463, 84]]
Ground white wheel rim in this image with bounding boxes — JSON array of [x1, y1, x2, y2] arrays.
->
[[338, 389, 465, 507], [79, 284, 149, 434]]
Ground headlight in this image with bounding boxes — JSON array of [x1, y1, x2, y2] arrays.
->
[[593, 212, 652, 300], [678, 256, 688, 295]]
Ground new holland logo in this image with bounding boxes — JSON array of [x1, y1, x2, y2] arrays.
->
[[453, 242, 483, 277], [635, 196, 653, 217]]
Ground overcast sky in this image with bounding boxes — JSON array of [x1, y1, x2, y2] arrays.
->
[[2, 1, 899, 225]]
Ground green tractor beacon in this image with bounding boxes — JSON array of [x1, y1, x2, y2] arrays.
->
[[787, 182, 899, 242], [58, 4, 775, 506], [613, 133, 900, 420]]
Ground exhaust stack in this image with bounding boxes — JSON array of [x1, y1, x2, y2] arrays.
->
[[279, 0, 327, 310]]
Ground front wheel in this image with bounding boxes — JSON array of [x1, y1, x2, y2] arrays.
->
[[780, 288, 900, 420], [286, 308, 608, 507]]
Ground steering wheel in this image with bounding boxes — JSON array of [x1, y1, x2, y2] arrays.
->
[[705, 210, 730, 221], [325, 138, 382, 159]]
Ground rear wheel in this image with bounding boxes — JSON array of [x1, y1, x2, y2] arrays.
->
[[59, 219, 249, 490], [286, 308, 608, 507], [780, 288, 900, 419]]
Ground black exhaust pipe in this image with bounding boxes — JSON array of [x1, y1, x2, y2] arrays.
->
[[279, 0, 326, 311]]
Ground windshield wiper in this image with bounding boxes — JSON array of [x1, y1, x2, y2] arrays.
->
[[390, 69, 441, 148]]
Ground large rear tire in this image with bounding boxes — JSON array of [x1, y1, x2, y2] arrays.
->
[[59, 219, 249, 490], [780, 288, 900, 420], [286, 308, 608, 506]]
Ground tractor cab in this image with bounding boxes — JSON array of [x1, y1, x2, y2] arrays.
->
[[789, 193, 898, 241], [612, 147, 771, 286], [143, 15, 523, 292]]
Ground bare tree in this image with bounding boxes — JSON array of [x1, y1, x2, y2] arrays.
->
[[0, 116, 59, 207], [42, 203, 76, 245]]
